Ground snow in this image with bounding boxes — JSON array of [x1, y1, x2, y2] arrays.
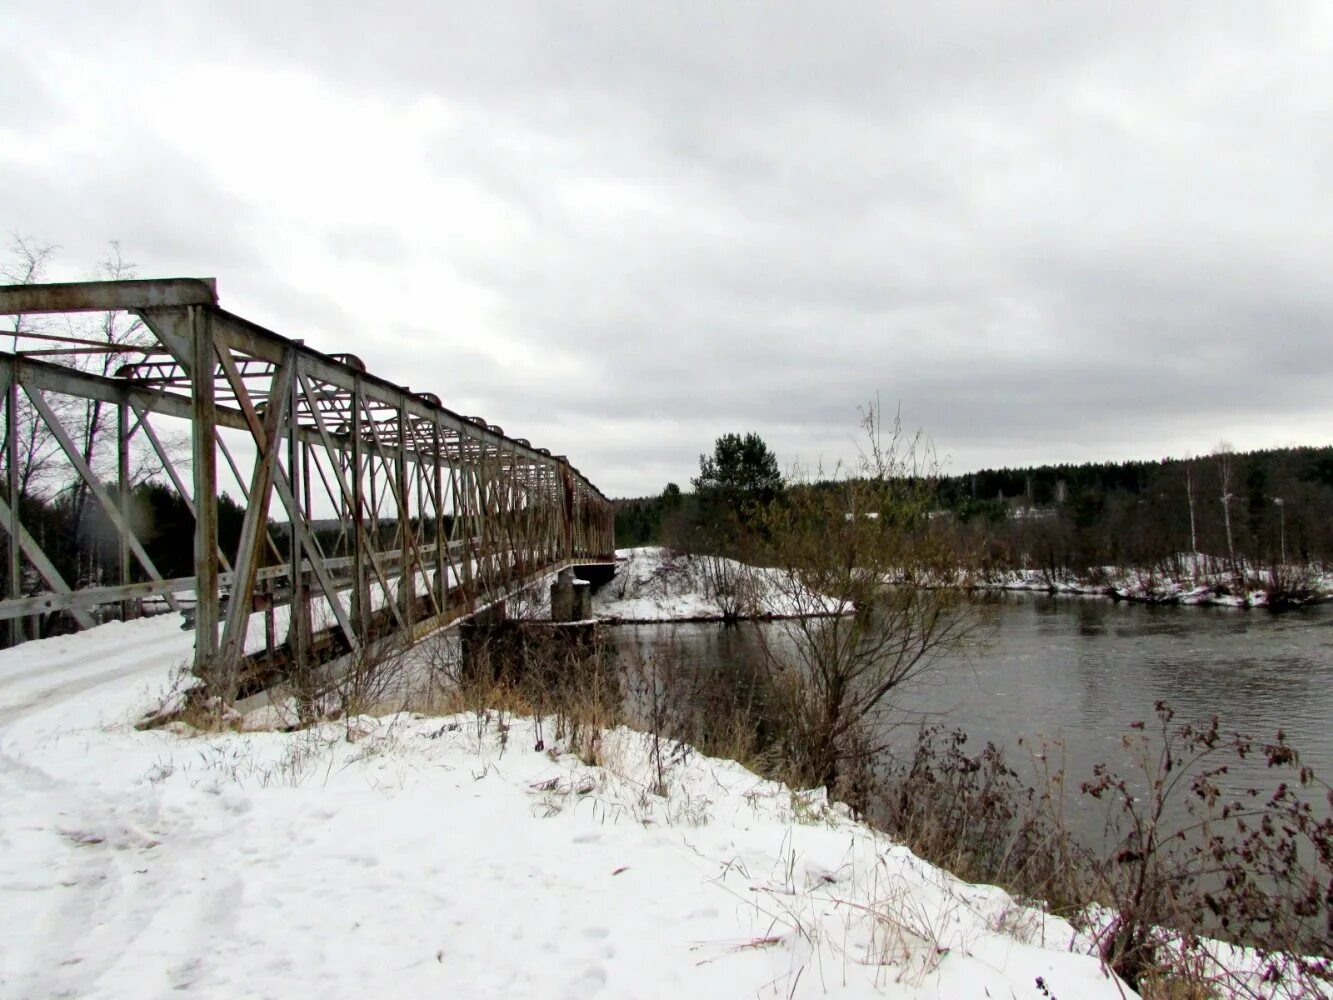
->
[[598, 547, 843, 623], [0, 616, 1139, 999], [600, 547, 1330, 620], [965, 555, 1333, 609]]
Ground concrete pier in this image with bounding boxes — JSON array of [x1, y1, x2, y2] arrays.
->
[[550, 568, 592, 622]]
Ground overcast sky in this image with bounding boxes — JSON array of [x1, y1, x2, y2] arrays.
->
[[4, 3, 1331, 496]]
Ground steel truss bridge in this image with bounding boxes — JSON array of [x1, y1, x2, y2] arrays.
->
[[0, 279, 614, 699]]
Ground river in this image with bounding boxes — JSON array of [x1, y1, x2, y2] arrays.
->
[[602, 592, 1333, 845]]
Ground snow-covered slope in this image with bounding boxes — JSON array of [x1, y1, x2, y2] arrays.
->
[[0, 619, 1134, 999], [598, 547, 843, 622]]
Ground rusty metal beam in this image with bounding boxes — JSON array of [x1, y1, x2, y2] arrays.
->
[[217, 351, 296, 668], [191, 306, 222, 674], [0, 279, 217, 315]]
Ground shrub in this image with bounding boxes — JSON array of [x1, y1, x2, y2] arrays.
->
[[1082, 702, 1331, 996]]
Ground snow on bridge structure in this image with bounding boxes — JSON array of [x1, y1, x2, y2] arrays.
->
[[0, 278, 615, 699]]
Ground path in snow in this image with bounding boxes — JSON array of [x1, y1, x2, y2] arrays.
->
[[0, 618, 191, 727]]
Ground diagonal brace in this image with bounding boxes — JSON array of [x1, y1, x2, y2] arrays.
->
[[24, 386, 178, 611]]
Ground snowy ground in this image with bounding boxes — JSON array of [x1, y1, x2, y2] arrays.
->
[[966, 555, 1333, 609], [597, 547, 842, 623], [0, 617, 1137, 999], [600, 547, 1333, 620]]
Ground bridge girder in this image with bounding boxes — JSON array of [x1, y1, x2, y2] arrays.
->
[[0, 279, 614, 700]]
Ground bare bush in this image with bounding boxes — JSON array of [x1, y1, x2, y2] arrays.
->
[[1081, 702, 1331, 996], [832, 703, 1332, 1000], [871, 727, 1088, 914], [412, 617, 619, 766], [619, 634, 780, 787], [749, 403, 980, 792], [1262, 562, 1320, 609], [691, 551, 758, 622]]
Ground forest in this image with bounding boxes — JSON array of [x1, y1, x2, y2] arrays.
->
[[615, 444, 1333, 574]]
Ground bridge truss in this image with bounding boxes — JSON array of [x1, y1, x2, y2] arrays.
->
[[0, 279, 614, 699]]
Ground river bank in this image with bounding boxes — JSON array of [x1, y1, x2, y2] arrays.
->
[[595, 546, 846, 623], [0, 616, 1136, 999], [964, 556, 1333, 609], [605, 545, 1333, 613], [5, 598, 1327, 996]]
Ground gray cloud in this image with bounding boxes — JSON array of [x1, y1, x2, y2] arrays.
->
[[3, 3, 1331, 496]]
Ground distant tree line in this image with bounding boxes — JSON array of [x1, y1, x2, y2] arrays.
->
[[615, 442, 1333, 572], [1, 483, 248, 638], [931, 445, 1333, 573]]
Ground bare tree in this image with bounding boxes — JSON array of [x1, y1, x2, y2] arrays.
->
[[2, 238, 180, 597], [61, 243, 157, 538], [750, 403, 980, 796], [2, 235, 65, 501], [1215, 443, 1239, 584], [1182, 455, 1198, 558]]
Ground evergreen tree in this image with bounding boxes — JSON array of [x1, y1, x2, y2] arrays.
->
[[692, 432, 782, 516]]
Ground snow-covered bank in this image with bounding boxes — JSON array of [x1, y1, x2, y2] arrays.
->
[[966, 558, 1333, 610], [598, 547, 843, 623], [0, 621, 1136, 999], [600, 547, 1333, 620]]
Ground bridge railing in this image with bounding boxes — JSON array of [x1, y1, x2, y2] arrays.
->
[[0, 279, 614, 698]]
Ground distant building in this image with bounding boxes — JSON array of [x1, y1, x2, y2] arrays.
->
[[1009, 505, 1057, 521]]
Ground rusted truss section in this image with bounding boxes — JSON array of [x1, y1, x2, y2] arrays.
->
[[0, 279, 614, 698]]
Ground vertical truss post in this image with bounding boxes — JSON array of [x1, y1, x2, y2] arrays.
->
[[549, 461, 560, 565], [367, 435, 376, 531], [478, 449, 495, 589], [466, 458, 481, 604], [117, 398, 132, 622], [301, 437, 313, 528], [351, 378, 368, 639], [396, 401, 411, 625], [433, 416, 445, 616], [414, 428, 440, 623], [505, 446, 520, 579], [191, 306, 221, 680], [463, 454, 475, 596], [473, 458, 486, 597], [562, 464, 575, 563], [453, 462, 473, 607], [5, 372, 19, 646], [288, 360, 308, 671]]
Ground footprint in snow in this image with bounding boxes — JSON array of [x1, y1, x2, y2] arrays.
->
[[562, 964, 607, 999]]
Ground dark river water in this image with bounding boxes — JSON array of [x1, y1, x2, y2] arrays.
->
[[602, 593, 1333, 844]]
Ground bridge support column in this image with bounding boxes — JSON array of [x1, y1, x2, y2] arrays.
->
[[550, 567, 591, 622], [458, 600, 507, 681]]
